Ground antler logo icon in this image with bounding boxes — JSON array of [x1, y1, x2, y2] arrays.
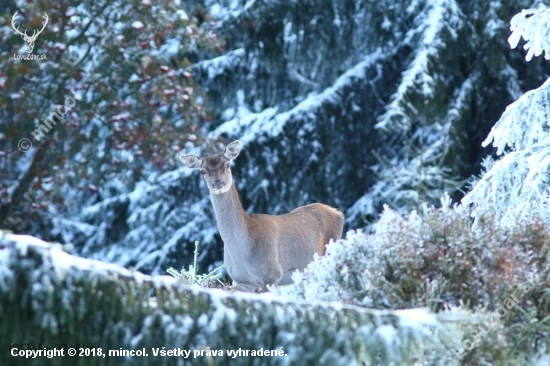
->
[[11, 11, 49, 54]]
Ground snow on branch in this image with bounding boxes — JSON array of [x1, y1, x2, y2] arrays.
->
[[192, 48, 246, 83], [348, 73, 476, 221], [482, 77, 550, 155], [376, 0, 464, 133], [208, 0, 267, 25], [212, 49, 390, 145], [463, 77, 550, 221], [463, 149, 550, 221], [464, 7, 550, 223], [509, 6, 550, 61], [51, 167, 217, 274]]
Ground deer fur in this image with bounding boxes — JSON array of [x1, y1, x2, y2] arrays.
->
[[179, 140, 344, 292]]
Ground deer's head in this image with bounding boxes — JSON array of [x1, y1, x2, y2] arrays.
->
[[179, 140, 241, 194], [11, 11, 49, 54]]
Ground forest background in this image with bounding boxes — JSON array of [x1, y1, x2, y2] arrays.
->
[[1, 1, 550, 364]]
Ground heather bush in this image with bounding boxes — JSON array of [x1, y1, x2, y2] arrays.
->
[[280, 196, 550, 363]]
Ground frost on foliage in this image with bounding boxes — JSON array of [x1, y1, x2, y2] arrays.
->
[[464, 7, 550, 224], [281, 196, 550, 362], [509, 7, 550, 61], [282, 230, 387, 307], [481, 77, 550, 155], [287, 195, 548, 309], [0, 232, 467, 366]]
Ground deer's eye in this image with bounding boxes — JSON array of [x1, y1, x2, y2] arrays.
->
[[226, 163, 230, 169], [200, 170, 206, 175]]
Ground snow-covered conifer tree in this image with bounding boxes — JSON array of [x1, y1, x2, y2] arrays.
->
[[463, 6, 550, 224]]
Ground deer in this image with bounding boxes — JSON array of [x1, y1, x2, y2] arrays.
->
[[11, 11, 49, 54], [179, 140, 344, 292]]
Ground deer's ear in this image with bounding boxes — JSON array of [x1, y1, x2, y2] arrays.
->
[[224, 140, 241, 160], [179, 154, 202, 169]]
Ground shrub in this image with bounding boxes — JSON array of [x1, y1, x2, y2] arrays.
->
[[281, 196, 550, 363]]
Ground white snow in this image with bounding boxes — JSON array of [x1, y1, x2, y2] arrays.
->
[[397, 308, 439, 332], [2, 233, 176, 285], [464, 74, 550, 224], [509, 7, 550, 61], [111, 111, 132, 122], [375, 325, 398, 348], [195, 48, 246, 80], [131, 21, 144, 30]]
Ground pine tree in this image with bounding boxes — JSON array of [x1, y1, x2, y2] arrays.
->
[[463, 5, 550, 225]]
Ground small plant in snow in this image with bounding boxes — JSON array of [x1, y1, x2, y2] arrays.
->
[[167, 241, 229, 289]]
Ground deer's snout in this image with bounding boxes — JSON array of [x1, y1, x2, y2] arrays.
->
[[213, 180, 224, 189]]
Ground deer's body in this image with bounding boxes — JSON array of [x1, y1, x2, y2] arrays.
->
[[180, 140, 344, 292]]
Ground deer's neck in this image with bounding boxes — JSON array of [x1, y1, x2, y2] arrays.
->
[[210, 181, 249, 246]]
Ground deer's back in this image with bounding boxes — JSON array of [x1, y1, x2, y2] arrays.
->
[[287, 202, 342, 231], [246, 203, 343, 267]]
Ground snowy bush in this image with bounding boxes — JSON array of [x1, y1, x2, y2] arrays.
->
[[281, 196, 550, 363]]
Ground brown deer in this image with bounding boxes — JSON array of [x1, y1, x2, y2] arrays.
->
[[179, 140, 344, 292]]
